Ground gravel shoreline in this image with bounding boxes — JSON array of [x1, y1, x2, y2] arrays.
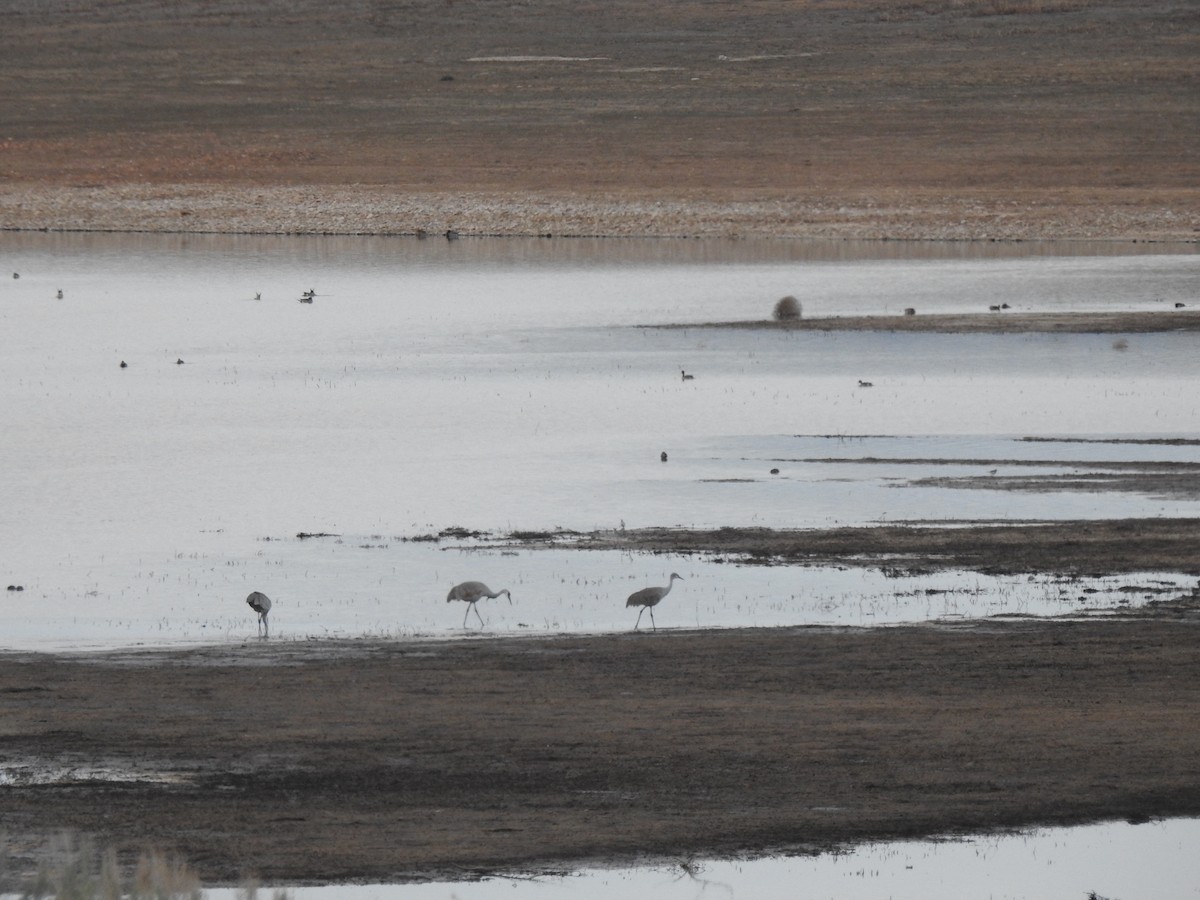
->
[[3, 183, 1198, 242]]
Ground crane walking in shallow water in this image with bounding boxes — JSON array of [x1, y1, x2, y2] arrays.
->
[[447, 581, 511, 628], [626, 573, 683, 631], [246, 591, 272, 637]]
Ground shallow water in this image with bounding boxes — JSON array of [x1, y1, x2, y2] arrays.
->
[[2, 234, 1198, 650]]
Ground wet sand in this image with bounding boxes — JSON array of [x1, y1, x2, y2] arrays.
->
[[3, 519, 1200, 886]]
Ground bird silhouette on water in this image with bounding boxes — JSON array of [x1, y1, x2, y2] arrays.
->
[[246, 591, 272, 637], [446, 580, 511, 628], [626, 573, 683, 631]]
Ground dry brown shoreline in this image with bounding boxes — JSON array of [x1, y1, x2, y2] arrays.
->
[[4, 2, 1198, 242], [3, 184, 1198, 242]]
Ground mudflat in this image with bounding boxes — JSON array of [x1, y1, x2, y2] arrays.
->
[[3, 618, 1200, 885]]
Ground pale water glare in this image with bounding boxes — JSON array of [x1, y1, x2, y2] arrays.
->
[[2, 234, 1199, 650]]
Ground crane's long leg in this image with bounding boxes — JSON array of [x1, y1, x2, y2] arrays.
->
[[633, 607, 645, 630], [263, 613, 269, 639], [473, 602, 485, 628], [463, 603, 471, 628], [649, 607, 656, 631]]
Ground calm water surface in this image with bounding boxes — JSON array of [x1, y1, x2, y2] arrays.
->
[[2, 233, 1198, 649]]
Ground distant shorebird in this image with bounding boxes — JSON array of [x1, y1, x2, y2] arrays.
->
[[446, 581, 511, 628], [56, 290, 63, 299], [246, 591, 272, 637], [681, 370, 694, 381], [857, 379, 873, 387], [626, 573, 683, 631], [661, 451, 668, 462]]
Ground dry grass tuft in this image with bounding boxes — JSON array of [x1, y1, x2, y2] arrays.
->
[[773, 295, 802, 321]]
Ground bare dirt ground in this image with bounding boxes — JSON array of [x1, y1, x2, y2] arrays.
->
[[1, 0, 1198, 240], [3, 519, 1200, 886]]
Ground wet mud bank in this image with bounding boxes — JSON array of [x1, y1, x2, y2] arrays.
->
[[503, 518, 1200, 577], [653, 310, 1200, 334], [3, 600, 1200, 885]]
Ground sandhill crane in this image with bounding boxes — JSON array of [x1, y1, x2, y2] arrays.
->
[[447, 581, 511, 628], [246, 591, 272, 637], [626, 573, 682, 631]]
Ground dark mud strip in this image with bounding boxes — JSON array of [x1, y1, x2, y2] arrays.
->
[[502, 518, 1200, 576], [648, 311, 1200, 333]]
